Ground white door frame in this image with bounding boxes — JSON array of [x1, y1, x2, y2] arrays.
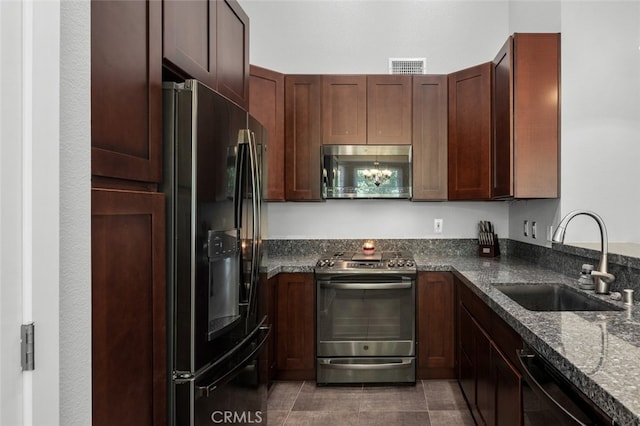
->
[[1, 0, 61, 425]]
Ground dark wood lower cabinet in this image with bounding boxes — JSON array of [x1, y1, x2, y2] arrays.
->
[[91, 188, 166, 426], [275, 273, 315, 380], [475, 320, 495, 426], [493, 346, 522, 426], [457, 278, 522, 426], [416, 272, 456, 378]]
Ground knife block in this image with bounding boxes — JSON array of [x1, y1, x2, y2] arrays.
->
[[479, 239, 500, 257]]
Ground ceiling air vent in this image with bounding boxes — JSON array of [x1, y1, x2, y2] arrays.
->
[[388, 58, 426, 74]]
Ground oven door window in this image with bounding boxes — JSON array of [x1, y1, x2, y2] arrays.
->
[[317, 281, 415, 356]]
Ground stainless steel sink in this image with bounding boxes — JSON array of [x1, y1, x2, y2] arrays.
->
[[494, 283, 624, 312]]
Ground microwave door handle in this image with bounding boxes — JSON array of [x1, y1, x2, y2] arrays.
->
[[320, 282, 412, 290], [517, 350, 589, 426]]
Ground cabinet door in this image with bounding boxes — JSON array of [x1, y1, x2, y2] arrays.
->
[[511, 33, 560, 199], [493, 33, 560, 199], [412, 75, 448, 200], [216, 0, 250, 108], [250, 65, 285, 201], [91, 188, 166, 426], [416, 272, 455, 378], [458, 306, 476, 410], [475, 319, 494, 426], [275, 273, 315, 380], [448, 62, 492, 200], [322, 75, 367, 145], [163, 0, 217, 89], [492, 36, 514, 198], [367, 75, 412, 145], [285, 75, 322, 201], [92, 0, 162, 183], [493, 346, 522, 426]]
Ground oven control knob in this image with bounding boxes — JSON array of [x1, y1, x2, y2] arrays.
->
[[388, 260, 395, 267], [406, 260, 415, 267], [328, 261, 335, 267], [397, 260, 405, 267], [317, 259, 328, 267]]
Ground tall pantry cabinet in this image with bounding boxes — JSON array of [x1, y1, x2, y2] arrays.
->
[[91, 1, 250, 424], [91, 1, 166, 426]]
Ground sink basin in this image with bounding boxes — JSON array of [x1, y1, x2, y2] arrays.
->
[[494, 283, 624, 312]]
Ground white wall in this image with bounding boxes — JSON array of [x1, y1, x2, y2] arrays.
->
[[59, 1, 92, 424], [266, 200, 509, 239], [243, 0, 509, 74], [558, 1, 640, 246]]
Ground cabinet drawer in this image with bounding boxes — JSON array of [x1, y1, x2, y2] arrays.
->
[[491, 311, 523, 367], [459, 281, 491, 330]]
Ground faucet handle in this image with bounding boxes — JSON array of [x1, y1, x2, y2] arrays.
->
[[591, 270, 615, 284]]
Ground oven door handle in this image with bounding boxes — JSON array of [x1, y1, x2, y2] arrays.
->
[[319, 282, 412, 290], [319, 359, 412, 370]]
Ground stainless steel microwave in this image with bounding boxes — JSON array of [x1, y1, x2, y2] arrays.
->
[[321, 145, 412, 199]]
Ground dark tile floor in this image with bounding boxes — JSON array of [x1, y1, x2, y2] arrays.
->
[[266, 380, 475, 425]]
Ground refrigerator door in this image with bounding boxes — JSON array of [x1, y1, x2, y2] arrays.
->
[[164, 80, 259, 426]]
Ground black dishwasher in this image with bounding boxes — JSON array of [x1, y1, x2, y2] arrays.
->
[[518, 345, 615, 425]]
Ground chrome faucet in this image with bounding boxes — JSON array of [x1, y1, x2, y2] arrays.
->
[[552, 210, 615, 294]]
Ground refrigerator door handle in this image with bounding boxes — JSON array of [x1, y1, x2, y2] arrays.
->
[[195, 322, 271, 398], [234, 130, 248, 231], [246, 130, 261, 319], [180, 315, 268, 385]]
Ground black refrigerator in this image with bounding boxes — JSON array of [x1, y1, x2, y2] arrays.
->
[[163, 80, 269, 426]]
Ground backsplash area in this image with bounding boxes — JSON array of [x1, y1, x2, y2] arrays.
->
[[264, 238, 506, 258], [264, 238, 640, 295]]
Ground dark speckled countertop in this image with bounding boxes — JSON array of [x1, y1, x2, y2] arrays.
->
[[261, 253, 640, 425]]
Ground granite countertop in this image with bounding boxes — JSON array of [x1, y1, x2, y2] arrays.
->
[[261, 253, 640, 425]]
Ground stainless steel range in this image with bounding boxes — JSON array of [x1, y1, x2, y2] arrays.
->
[[314, 251, 417, 384]]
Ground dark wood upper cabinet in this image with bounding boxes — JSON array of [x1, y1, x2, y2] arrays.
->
[[493, 33, 560, 199], [367, 75, 413, 145], [163, 0, 217, 89], [448, 62, 493, 200], [412, 75, 448, 200], [284, 75, 322, 201], [322, 75, 367, 145], [163, 0, 249, 108], [216, 0, 249, 108], [91, 0, 162, 183], [250, 65, 285, 201], [91, 188, 166, 426]]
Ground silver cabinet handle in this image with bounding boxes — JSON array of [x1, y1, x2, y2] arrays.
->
[[319, 359, 412, 370], [320, 282, 412, 290]]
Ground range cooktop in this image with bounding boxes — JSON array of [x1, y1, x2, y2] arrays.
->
[[314, 251, 417, 275]]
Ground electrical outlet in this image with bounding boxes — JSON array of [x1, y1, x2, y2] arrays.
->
[[532, 221, 537, 239], [434, 218, 443, 234], [523, 220, 529, 237], [547, 225, 554, 241]]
